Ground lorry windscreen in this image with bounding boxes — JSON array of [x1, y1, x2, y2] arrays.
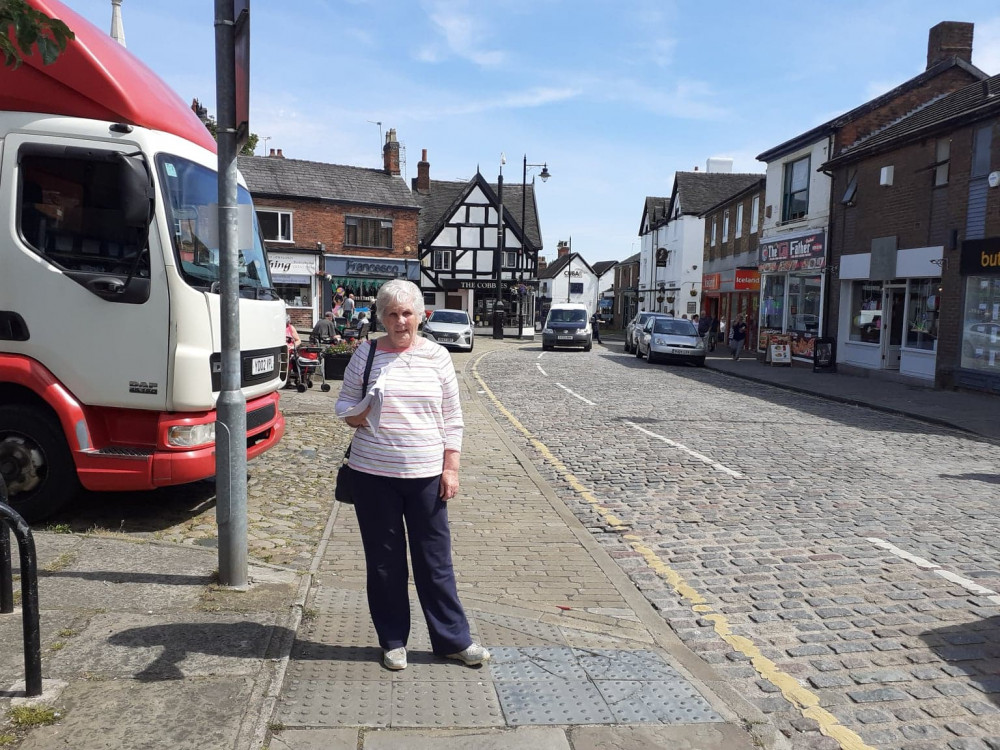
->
[[156, 154, 272, 296]]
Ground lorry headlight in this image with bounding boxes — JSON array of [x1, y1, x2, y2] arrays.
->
[[168, 423, 215, 448], [543, 328, 554, 334]]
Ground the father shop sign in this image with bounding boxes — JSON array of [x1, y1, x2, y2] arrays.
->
[[758, 230, 826, 273]]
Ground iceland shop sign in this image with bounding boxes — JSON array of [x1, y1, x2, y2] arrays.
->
[[758, 230, 826, 273]]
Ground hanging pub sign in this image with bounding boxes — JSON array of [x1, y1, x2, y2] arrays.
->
[[759, 230, 826, 273], [656, 247, 668, 267]]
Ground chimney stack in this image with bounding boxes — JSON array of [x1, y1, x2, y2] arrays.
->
[[557, 240, 570, 258], [383, 128, 400, 175], [276, 149, 284, 158], [269, 148, 276, 157], [414, 148, 430, 193], [927, 21, 973, 69]]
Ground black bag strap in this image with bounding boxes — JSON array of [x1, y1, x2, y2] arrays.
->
[[344, 342, 378, 460]]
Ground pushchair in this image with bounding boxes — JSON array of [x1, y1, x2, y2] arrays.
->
[[287, 342, 331, 393]]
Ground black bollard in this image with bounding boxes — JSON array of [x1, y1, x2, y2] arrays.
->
[[0, 479, 42, 697]]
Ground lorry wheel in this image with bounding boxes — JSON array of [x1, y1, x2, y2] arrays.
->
[[0, 405, 78, 522]]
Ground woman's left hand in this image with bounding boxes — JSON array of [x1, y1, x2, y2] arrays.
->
[[439, 468, 459, 500]]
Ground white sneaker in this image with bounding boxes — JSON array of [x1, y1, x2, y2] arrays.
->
[[383, 647, 407, 670], [446, 643, 491, 666]]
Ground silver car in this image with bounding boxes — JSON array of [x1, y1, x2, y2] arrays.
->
[[636, 316, 706, 366], [624, 312, 669, 353], [422, 309, 475, 351]]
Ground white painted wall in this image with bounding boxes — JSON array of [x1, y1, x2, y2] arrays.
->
[[760, 138, 832, 240], [548, 257, 600, 316]]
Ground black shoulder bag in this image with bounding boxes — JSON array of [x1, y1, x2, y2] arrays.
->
[[334, 342, 378, 505]]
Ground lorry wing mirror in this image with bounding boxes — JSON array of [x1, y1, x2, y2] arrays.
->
[[118, 153, 154, 228]]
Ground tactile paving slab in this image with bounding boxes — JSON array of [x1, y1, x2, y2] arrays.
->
[[278, 678, 392, 727], [575, 648, 684, 680], [595, 680, 722, 724], [474, 611, 567, 645], [495, 679, 614, 725], [392, 680, 505, 727]]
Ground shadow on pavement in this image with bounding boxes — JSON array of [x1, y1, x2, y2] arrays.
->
[[919, 616, 1000, 708], [45, 480, 217, 533], [938, 473, 1000, 485]]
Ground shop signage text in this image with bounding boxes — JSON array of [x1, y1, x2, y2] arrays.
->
[[734, 269, 761, 291], [346, 259, 406, 278], [961, 237, 1000, 276], [268, 253, 314, 276], [703, 273, 721, 292], [759, 230, 826, 272]]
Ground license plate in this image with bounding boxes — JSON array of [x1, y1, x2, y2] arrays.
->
[[251, 355, 274, 376], [558, 335, 573, 340]]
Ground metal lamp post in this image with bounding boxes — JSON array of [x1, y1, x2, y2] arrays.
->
[[519, 156, 550, 339], [493, 155, 506, 340]]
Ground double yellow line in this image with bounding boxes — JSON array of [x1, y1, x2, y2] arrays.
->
[[471, 359, 873, 750]]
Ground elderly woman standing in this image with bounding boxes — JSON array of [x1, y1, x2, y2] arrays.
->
[[335, 279, 489, 671]]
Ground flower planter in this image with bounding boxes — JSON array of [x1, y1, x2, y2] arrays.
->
[[323, 353, 352, 380]]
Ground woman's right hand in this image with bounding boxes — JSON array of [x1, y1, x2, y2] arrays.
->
[[345, 405, 372, 428]]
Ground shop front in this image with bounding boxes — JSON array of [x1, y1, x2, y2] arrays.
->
[[955, 237, 1000, 394], [269, 251, 321, 329], [323, 255, 419, 322], [703, 268, 760, 351], [837, 244, 942, 380], [758, 229, 826, 360], [438, 278, 538, 329]]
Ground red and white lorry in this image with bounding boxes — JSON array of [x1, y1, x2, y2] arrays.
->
[[0, 1, 286, 521]]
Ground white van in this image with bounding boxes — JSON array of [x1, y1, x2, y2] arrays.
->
[[542, 303, 592, 351]]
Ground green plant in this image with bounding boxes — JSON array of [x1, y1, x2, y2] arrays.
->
[[324, 340, 360, 356], [8, 705, 58, 727]]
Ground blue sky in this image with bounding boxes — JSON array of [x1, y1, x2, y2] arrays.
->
[[68, 1, 1000, 262]]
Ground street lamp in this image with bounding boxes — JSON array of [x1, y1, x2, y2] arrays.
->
[[519, 156, 550, 338], [493, 154, 506, 340]]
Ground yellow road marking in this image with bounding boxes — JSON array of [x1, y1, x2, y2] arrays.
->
[[471, 357, 875, 750]]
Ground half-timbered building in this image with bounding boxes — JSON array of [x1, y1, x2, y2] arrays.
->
[[411, 151, 542, 330]]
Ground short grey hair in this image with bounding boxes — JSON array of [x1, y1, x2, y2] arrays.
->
[[376, 279, 424, 323]]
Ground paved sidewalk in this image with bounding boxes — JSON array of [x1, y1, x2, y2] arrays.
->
[[267, 359, 770, 749]]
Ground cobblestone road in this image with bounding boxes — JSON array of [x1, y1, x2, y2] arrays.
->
[[473, 340, 1000, 750]]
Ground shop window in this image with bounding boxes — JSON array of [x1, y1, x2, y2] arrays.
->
[[933, 139, 950, 187], [961, 276, 1000, 371], [433, 250, 452, 270], [905, 278, 940, 351], [787, 274, 821, 332], [849, 281, 883, 343], [257, 209, 292, 242], [761, 275, 785, 329], [345, 216, 393, 249], [274, 282, 310, 307], [735, 203, 743, 239], [782, 156, 810, 222]]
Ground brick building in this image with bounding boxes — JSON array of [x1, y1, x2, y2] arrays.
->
[[822, 74, 1000, 395], [238, 131, 419, 329], [699, 178, 766, 349], [612, 252, 640, 330], [754, 22, 986, 362]]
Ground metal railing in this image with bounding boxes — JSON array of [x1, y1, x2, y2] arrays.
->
[[0, 477, 42, 697]]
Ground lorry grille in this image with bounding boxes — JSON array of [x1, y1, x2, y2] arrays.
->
[[247, 402, 276, 432]]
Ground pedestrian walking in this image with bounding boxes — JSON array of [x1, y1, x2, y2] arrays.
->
[[335, 279, 489, 672], [731, 315, 748, 360], [697, 313, 713, 346], [342, 293, 356, 321], [590, 313, 602, 344]]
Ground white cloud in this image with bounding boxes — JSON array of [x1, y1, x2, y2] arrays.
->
[[403, 85, 581, 119], [973, 17, 1000, 75], [419, 0, 506, 67]]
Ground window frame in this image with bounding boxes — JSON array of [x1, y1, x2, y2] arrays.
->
[[933, 139, 950, 187], [345, 215, 393, 250], [710, 219, 717, 247], [501, 250, 518, 269], [433, 249, 453, 271], [781, 156, 810, 222], [722, 209, 730, 243], [735, 203, 744, 239], [256, 208, 293, 243], [750, 195, 760, 234]]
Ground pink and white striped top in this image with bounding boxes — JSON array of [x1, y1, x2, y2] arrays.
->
[[336, 339, 463, 478]]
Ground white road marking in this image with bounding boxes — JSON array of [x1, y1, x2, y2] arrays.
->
[[624, 421, 744, 478], [555, 383, 596, 406], [867, 537, 1000, 605], [536, 364, 548, 376]]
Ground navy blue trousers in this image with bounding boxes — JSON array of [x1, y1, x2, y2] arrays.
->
[[352, 470, 472, 655]]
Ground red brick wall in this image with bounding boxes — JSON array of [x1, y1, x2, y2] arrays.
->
[[256, 197, 419, 258], [828, 118, 1000, 387]]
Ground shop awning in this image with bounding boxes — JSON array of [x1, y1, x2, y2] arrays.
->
[[329, 277, 392, 298]]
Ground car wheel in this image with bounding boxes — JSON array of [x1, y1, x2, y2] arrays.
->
[[0, 404, 79, 522], [647, 351, 658, 364], [624, 338, 631, 353], [635, 345, 643, 359], [584, 344, 592, 352], [468, 341, 474, 352], [694, 358, 706, 367], [543, 344, 552, 351]]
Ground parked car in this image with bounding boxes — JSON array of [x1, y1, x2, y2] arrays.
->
[[636, 316, 706, 366], [541, 303, 592, 351], [422, 309, 475, 351], [624, 312, 669, 353]]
